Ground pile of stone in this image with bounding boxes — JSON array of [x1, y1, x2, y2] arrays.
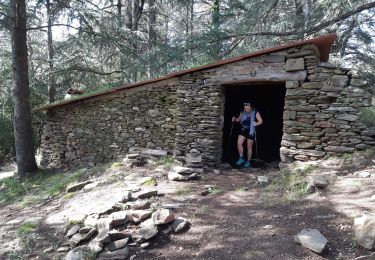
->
[[61, 189, 190, 259], [168, 165, 201, 181], [122, 154, 146, 168]]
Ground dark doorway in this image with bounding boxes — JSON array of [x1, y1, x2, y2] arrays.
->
[[222, 82, 286, 164]]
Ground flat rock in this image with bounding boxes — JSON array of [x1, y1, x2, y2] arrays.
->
[[94, 218, 111, 243], [132, 224, 158, 243], [136, 189, 158, 199], [87, 240, 103, 254], [65, 246, 92, 260], [171, 217, 189, 233], [294, 228, 328, 253], [257, 176, 269, 183], [152, 209, 175, 225], [354, 212, 375, 250], [109, 211, 128, 227], [84, 214, 99, 227], [98, 247, 129, 260], [168, 171, 198, 181], [66, 224, 81, 237], [66, 180, 93, 193], [106, 238, 129, 252], [129, 209, 153, 220], [108, 229, 131, 241], [128, 201, 151, 210]]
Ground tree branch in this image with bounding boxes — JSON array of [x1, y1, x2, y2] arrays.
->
[[27, 23, 81, 31]]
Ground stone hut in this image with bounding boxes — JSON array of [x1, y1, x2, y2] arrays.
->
[[36, 34, 374, 169]]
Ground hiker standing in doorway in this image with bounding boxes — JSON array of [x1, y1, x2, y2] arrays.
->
[[232, 102, 263, 167]]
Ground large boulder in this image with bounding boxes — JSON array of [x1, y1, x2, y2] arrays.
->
[[354, 212, 375, 250]]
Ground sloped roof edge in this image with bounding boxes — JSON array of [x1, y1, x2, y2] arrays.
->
[[35, 33, 337, 111]]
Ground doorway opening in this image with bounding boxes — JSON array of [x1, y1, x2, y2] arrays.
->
[[222, 82, 286, 165]]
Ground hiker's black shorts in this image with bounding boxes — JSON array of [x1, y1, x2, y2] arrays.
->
[[239, 128, 255, 140]]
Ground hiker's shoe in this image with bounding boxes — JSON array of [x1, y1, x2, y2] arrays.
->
[[236, 157, 245, 166], [243, 161, 251, 168]]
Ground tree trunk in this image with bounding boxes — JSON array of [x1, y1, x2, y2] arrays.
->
[[10, 0, 38, 177], [210, 0, 221, 60], [46, 0, 56, 103], [148, 0, 157, 77]]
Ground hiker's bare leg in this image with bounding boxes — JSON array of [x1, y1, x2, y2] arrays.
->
[[237, 135, 246, 157], [247, 139, 254, 161]]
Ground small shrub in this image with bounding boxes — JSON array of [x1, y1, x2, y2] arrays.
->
[[264, 170, 309, 204], [143, 177, 157, 186], [235, 186, 248, 192], [155, 156, 174, 168], [17, 221, 37, 237], [175, 186, 193, 195]]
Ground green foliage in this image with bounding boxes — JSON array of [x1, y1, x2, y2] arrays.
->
[[263, 169, 309, 203], [175, 186, 193, 195], [235, 186, 248, 192], [17, 221, 38, 237], [359, 106, 375, 127], [0, 168, 87, 206], [143, 177, 157, 186], [154, 156, 175, 168]]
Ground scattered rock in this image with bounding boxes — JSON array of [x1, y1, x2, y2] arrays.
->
[[106, 238, 129, 252], [65, 246, 92, 260], [162, 225, 173, 235], [152, 209, 175, 225], [310, 175, 330, 188], [160, 203, 182, 210], [168, 171, 198, 181], [79, 226, 93, 233], [43, 247, 53, 253], [98, 247, 129, 260], [109, 211, 128, 227], [171, 218, 189, 233], [354, 212, 375, 250], [57, 246, 70, 252], [66, 181, 93, 193], [140, 242, 150, 249], [66, 224, 81, 237], [94, 218, 111, 243], [108, 230, 131, 241], [129, 209, 153, 221], [84, 214, 99, 227], [132, 224, 158, 243], [136, 189, 158, 199], [87, 240, 103, 254], [294, 228, 328, 254], [257, 176, 269, 183], [120, 191, 132, 203], [128, 201, 151, 210]]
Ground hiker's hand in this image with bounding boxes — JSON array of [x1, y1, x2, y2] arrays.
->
[[232, 117, 236, 122]]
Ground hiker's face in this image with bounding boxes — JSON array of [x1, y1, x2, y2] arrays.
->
[[244, 105, 251, 112]]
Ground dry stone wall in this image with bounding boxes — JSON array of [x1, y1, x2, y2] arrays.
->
[[40, 83, 177, 168], [40, 43, 375, 169]]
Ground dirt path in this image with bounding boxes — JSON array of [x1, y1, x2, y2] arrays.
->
[[0, 156, 374, 259]]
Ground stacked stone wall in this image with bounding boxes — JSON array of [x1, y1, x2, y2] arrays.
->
[[40, 43, 375, 169], [40, 83, 177, 168]]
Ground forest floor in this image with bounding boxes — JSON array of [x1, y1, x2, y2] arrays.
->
[[0, 149, 374, 260]]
